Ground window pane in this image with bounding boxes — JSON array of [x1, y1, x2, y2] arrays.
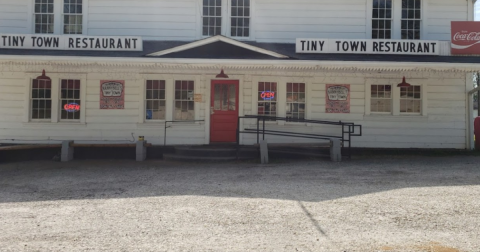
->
[[145, 80, 166, 120], [372, 0, 392, 39], [174, 80, 195, 121], [401, 0, 421, 40]]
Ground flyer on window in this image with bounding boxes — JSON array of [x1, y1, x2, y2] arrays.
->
[[100, 80, 125, 109], [326, 84, 350, 113]]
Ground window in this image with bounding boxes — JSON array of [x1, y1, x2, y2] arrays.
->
[[34, 0, 54, 34], [370, 85, 392, 113], [286, 83, 306, 120], [60, 79, 81, 120], [202, 0, 222, 36], [230, 0, 250, 37], [257, 82, 277, 120], [174, 80, 195, 120], [202, 0, 251, 38], [400, 86, 421, 113], [145, 80, 166, 120], [401, 0, 421, 39], [33, 0, 84, 34], [371, 0, 421, 39], [63, 0, 83, 34], [31, 78, 52, 119], [372, 0, 392, 39]]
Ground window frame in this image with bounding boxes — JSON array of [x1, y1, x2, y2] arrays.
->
[[138, 75, 201, 125], [256, 81, 278, 121], [24, 73, 86, 124], [31, 77, 53, 121], [29, 0, 88, 35], [200, 0, 253, 40], [400, 0, 422, 40], [34, 0, 55, 34], [59, 79, 82, 121], [63, 0, 84, 35], [367, 0, 425, 40], [252, 76, 310, 125], [365, 78, 427, 117], [174, 80, 196, 121], [370, 84, 393, 114], [144, 80, 167, 121]]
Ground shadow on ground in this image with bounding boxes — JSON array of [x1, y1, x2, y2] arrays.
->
[[0, 155, 479, 204]]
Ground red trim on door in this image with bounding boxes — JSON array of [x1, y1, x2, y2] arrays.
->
[[210, 80, 239, 143]]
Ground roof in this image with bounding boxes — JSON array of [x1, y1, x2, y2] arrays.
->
[[0, 36, 480, 64]]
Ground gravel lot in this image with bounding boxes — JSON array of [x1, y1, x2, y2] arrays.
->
[[0, 155, 479, 252]]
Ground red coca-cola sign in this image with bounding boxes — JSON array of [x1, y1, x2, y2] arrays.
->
[[451, 21, 480, 55]]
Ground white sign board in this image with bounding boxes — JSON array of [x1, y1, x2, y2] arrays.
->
[[296, 39, 440, 55], [0, 34, 143, 51]]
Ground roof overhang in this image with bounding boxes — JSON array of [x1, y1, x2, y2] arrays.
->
[[146, 35, 290, 59], [0, 55, 479, 73]]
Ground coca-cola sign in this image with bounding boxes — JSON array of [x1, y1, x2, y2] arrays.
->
[[451, 21, 480, 55]]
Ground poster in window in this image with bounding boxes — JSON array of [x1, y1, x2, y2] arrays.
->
[[100, 80, 125, 109], [326, 84, 350, 113]]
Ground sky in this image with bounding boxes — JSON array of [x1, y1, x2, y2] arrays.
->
[[476, 2, 480, 20]]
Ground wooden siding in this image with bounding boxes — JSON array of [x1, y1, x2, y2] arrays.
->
[[0, 70, 468, 148], [254, 0, 368, 43], [87, 0, 199, 40], [0, 0, 469, 43], [0, 0, 29, 34], [426, 0, 468, 40], [241, 72, 467, 149]]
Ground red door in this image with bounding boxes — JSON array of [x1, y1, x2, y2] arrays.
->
[[210, 80, 239, 143]]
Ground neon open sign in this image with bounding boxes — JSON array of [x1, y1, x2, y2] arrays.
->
[[261, 91, 275, 100], [64, 103, 80, 112]]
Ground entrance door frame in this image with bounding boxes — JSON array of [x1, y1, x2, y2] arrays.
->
[[204, 76, 244, 145], [209, 79, 240, 143]]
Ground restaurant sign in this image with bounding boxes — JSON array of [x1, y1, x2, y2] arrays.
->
[[0, 34, 142, 51], [326, 85, 350, 114], [296, 39, 439, 55], [451, 21, 480, 55], [100, 80, 125, 109]]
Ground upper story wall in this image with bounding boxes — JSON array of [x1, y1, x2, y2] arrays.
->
[[0, 0, 471, 43], [0, 0, 29, 34]]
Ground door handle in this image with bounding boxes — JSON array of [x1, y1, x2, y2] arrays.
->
[[210, 107, 214, 115]]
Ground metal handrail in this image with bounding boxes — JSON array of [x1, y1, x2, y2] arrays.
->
[[164, 120, 205, 146], [236, 115, 362, 158]]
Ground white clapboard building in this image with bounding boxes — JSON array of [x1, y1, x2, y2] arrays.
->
[[0, 0, 479, 149]]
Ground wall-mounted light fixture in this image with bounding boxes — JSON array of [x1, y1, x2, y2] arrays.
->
[[36, 69, 51, 80], [216, 69, 229, 78], [397, 76, 411, 87]]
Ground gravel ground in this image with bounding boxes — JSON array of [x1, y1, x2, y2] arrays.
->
[[0, 155, 479, 252]]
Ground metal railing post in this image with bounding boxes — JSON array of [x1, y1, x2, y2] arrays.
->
[[236, 116, 240, 146], [262, 116, 266, 140], [164, 122, 168, 146], [256, 117, 260, 144]]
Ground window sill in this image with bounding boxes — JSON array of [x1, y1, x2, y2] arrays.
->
[[364, 114, 428, 122]]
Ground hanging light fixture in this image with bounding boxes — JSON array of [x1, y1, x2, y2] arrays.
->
[[36, 69, 51, 80], [397, 76, 411, 87], [216, 69, 229, 78]]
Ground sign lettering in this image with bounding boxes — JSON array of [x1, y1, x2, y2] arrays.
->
[[64, 103, 80, 112], [451, 21, 480, 55], [100, 80, 125, 109], [326, 85, 350, 114], [261, 91, 275, 100], [296, 39, 439, 55], [0, 34, 142, 51]]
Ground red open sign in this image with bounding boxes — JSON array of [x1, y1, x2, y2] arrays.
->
[[261, 91, 275, 100], [64, 103, 80, 112]]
